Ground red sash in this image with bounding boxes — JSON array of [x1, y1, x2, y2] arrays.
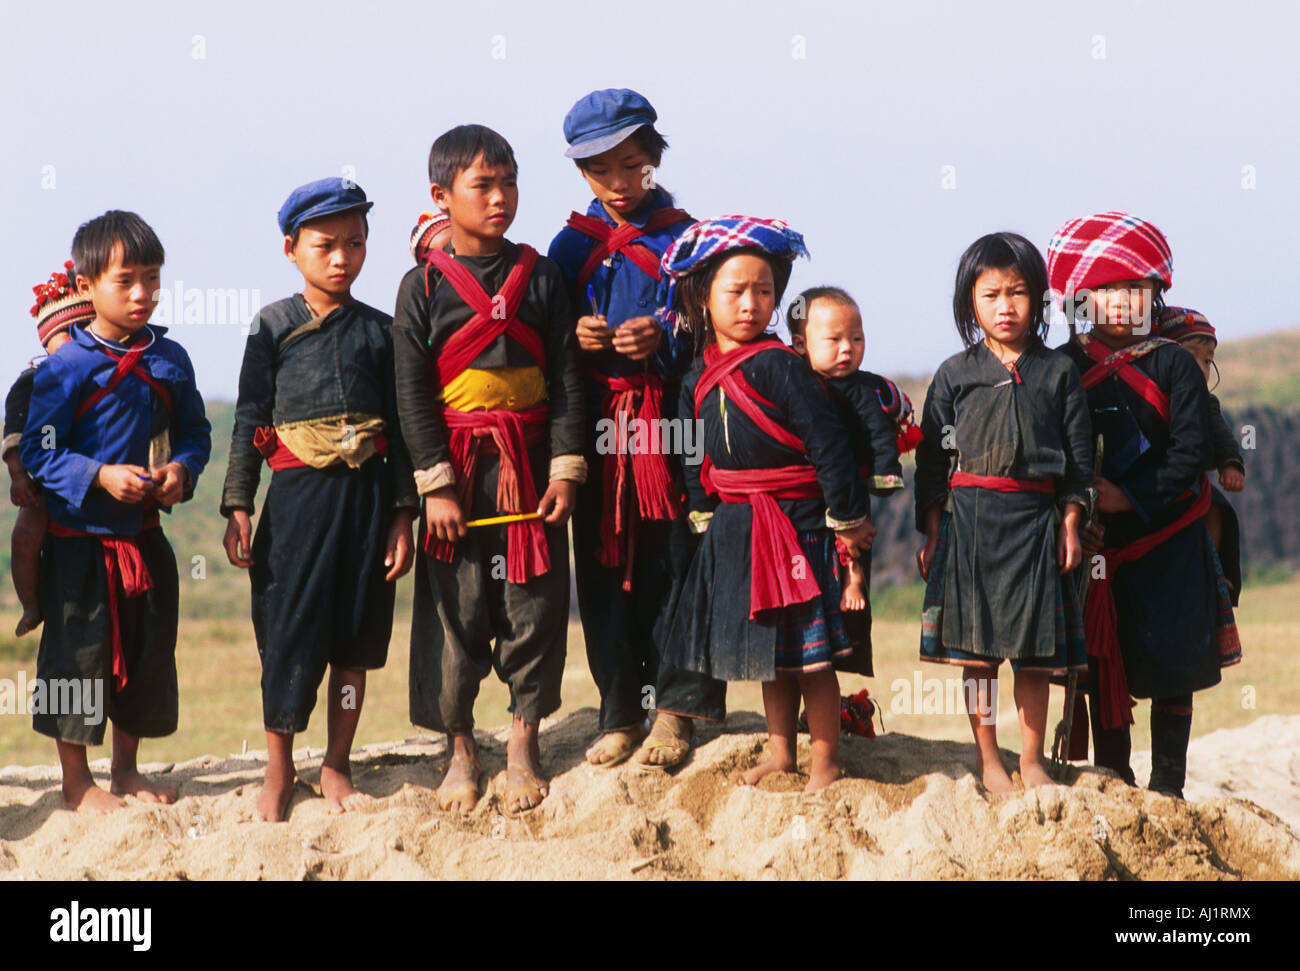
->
[[566, 207, 692, 295], [695, 342, 826, 617], [1078, 335, 1172, 423], [423, 246, 550, 582], [950, 472, 1055, 494], [1085, 475, 1213, 729], [251, 426, 388, 470], [73, 340, 174, 422], [590, 370, 680, 589], [47, 511, 162, 692]]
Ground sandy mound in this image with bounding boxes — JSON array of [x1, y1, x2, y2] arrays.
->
[[2, 710, 1297, 881]]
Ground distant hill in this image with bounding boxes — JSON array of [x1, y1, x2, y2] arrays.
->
[[1214, 327, 1300, 410]]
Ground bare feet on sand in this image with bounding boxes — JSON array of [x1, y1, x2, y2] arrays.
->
[[437, 736, 481, 814], [978, 754, 1014, 795], [505, 720, 548, 814], [739, 741, 797, 787], [804, 757, 844, 794], [321, 760, 374, 814], [1019, 757, 1055, 789], [62, 779, 126, 814], [585, 723, 647, 768], [258, 761, 297, 822], [110, 768, 178, 804]]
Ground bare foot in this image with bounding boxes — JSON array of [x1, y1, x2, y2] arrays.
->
[[840, 578, 866, 613], [436, 753, 481, 814], [15, 609, 41, 637], [504, 765, 549, 814], [634, 713, 693, 768], [257, 761, 296, 822], [110, 768, 178, 804], [1020, 758, 1055, 789], [586, 724, 647, 768], [62, 780, 126, 814], [321, 761, 373, 814], [740, 745, 797, 787], [978, 756, 1014, 795], [804, 760, 843, 794]]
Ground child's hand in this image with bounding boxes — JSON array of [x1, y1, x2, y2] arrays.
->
[[1080, 522, 1105, 555], [835, 519, 877, 559], [1219, 465, 1245, 492], [223, 510, 255, 568], [538, 480, 577, 526], [384, 507, 416, 581], [576, 315, 614, 353], [1094, 476, 1132, 514], [612, 316, 662, 361], [9, 469, 39, 508], [1057, 504, 1084, 574], [94, 464, 154, 503], [425, 487, 467, 544], [151, 462, 188, 506]]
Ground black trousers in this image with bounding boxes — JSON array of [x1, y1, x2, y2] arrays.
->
[[34, 526, 179, 746], [409, 449, 569, 734], [571, 469, 726, 732], [250, 458, 395, 733]]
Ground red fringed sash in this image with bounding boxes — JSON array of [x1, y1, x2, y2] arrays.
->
[[950, 471, 1055, 494]]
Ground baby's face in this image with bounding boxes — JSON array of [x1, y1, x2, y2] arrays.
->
[[1181, 336, 1216, 385], [801, 299, 864, 377]]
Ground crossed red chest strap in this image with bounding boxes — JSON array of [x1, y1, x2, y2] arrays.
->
[[73, 342, 173, 421], [565, 207, 692, 294], [695, 342, 828, 618], [1079, 335, 1172, 422], [422, 245, 551, 582]]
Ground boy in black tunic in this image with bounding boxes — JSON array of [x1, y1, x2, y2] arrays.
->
[[393, 125, 585, 815], [222, 178, 417, 821]]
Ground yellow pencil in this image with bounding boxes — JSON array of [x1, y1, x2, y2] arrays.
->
[[464, 512, 543, 528]]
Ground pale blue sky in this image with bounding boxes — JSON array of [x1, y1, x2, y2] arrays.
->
[[2, 0, 1296, 399]]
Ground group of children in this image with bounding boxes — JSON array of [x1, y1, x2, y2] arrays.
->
[[4, 87, 1243, 820]]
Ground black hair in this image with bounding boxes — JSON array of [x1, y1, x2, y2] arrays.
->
[[786, 285, 858, 340], [670, 247, 794, 350], [289, 211, 370, 248], [72, 210, 164, 282], [575, 124, 669, 171], [952, 232, 1049, 348], [428, 124, 518, 189]]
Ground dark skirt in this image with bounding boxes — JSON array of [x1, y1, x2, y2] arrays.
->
[[920, 507, 1087, 674], [1110, 518, 1240, 698], [662, 515, 870, 682]]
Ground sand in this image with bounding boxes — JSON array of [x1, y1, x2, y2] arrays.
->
[[1, 710, 1297, 881]]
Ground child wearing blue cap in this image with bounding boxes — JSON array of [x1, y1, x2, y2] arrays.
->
[[547, 88, 727, 770], [393, 125, 585, 815], [221, 177, 418, 822], [20, 210, 211, 812]]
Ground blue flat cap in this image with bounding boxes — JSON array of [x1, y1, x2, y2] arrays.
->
[[562, 88, 657, 159], [277, 177, 374, 237]]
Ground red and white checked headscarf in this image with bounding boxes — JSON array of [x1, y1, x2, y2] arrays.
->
[[1046, 211, 1173, 305]]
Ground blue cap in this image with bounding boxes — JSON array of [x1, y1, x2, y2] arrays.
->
[[562, 88, 657, 159], [277, 177, 375, 237]]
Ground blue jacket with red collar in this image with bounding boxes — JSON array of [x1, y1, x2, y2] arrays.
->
[[547, 188, 695, 387], [19, 323, 211, 535]]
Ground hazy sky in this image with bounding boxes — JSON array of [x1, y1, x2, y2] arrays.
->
[[3, 0, 1296, 400]]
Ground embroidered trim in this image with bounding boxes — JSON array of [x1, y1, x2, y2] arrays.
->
[[825, 512, 868, 531], [688, 510, 713, 534], [414, 462, 455, 495], [549, 454, 588, 484]]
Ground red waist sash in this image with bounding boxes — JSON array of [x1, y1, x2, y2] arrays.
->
[[709, 465, 824, 618], [1085, 474, 1213, 729], [950, 472, 1055, 494], [424, 404, 550, 583], [589, 369, 680, 589], [47, 510, 162, 691]]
